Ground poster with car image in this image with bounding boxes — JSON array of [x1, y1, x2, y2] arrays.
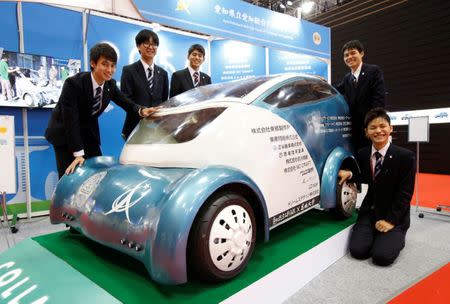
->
[[0, 48, 80, 108]]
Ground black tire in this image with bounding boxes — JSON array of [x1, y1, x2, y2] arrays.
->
[[334, 179, 358, 219], [188, 193, 256, 282]]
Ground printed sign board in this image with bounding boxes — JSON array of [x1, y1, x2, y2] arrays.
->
[[408, 116, 429, 143], [0, 115, 16, 193]]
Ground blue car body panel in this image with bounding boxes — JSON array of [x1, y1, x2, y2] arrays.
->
[[51, 159, 266, 284]]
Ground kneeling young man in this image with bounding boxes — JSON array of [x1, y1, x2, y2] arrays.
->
[[339, 107, 416, 266]]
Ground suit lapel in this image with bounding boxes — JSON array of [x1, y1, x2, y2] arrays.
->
[[184, 68, 194, 88], [100, 81, 112, 112], [356, 63, 368, 89], [135, 61, 152, 96], [199, 72, 208, 86], [377, 145, 394, 181], [347, 64, 367, 105], [345, 73, 357, 106], [83, 72, 94, 106], [153, 65, 162, 94]]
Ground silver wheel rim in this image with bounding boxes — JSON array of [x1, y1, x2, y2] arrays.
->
[[340, 181, 357, 214], [208, 204, 253, 272]]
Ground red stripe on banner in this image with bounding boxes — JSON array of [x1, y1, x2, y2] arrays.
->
[[388, 262, 450, 304], [411, 173, 450, 208]]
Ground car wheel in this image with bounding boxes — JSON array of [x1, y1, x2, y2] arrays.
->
[[23, 94, 35, 107], [188, 193, 256, 282], [334, 179, 358, 218]]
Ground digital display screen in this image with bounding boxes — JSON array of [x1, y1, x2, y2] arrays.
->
[[0, 47, 80, 108]]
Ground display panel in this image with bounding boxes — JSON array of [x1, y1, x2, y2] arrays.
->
[[0, 48, 80, 108], [210, 40, 266, 83]]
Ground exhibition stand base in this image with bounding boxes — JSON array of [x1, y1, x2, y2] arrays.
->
[[0, 210, 355, 304]]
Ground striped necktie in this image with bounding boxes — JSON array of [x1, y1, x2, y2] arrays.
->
[[374, 151, 382, 178], [193, 71, 199, 87], [147, 67, 153, 91], [352, 75, 357, 88], [91, 86, 102, 115]]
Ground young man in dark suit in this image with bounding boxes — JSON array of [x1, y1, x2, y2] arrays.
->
[[121, 29, 169, 140], [336, 40, 386, 150], [169, 44, 211, 98], [45, 43, 158, 178], [339, 108, 416, 266]]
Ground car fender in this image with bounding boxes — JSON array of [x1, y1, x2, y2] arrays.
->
[[320, 147, 359, 209], [150, 165, 268, 284]]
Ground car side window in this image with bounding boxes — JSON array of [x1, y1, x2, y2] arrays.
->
[[263, 78, 336, 108]]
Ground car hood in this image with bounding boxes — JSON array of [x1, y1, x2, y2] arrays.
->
[[51, 161, 193, 228]]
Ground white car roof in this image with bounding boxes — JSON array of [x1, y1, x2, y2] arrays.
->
[[155, 73, 321, 116]]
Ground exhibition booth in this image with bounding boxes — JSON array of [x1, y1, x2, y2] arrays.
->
[[0, 1, 363, 303], [1, 1, 448, 303], [0, 0, 330, 217]]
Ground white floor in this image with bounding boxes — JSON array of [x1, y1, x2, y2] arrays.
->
[[0, 215, 66, 253], [284, 210, 450, 304]]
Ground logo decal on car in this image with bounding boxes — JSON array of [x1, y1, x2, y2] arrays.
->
[[105, 180, 151, 223]]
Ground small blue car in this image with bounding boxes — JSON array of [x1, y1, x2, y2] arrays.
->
[[50, 74, 359, 284]]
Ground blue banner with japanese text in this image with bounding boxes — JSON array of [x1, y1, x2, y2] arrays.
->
[[132, 0, 330, 58]]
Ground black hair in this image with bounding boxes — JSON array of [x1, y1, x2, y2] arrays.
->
[[188, 44, 205, 57], [89, 43, 117, 66], [135, 29, 159, 46], [364, 107, 391, 128], [342, 40, 364, 54]]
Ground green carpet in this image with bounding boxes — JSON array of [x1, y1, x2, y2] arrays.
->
[[33, 210, 356, 304], [0, 239, 121, 303]]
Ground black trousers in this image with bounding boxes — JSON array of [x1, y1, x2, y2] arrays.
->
[[53, 144, 102, 179], [349, 212, 406, 266]]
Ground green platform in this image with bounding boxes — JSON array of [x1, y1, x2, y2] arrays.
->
[[1, 210, 355, 303]]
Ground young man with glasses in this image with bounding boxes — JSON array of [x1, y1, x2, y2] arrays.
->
[[121, 29, 169, 140], [169, 44, 211, 98]]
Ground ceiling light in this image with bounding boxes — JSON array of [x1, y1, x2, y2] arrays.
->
[[287, 1, 293, 5], [301, 1, 315, 14]]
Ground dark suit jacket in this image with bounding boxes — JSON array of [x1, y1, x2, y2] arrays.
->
[[355, 144, 416, 231], [121, 61, 169, 138], [45, 72, 141, 152], [169, 68, 211, 98], [336, 63, 386, 150]]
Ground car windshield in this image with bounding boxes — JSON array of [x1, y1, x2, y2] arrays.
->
[[161, 75, 277, 107], [127, 107, 227, 144]]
